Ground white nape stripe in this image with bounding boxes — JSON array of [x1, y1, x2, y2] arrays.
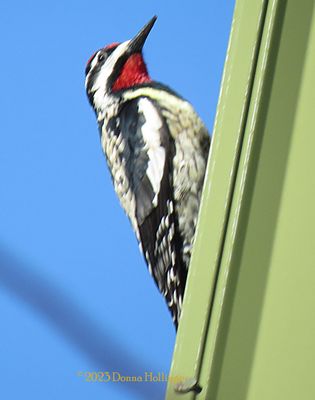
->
[[138, 98, 165, 206]]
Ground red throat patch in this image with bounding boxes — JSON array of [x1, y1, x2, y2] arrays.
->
[[112, 53, 151, 91]]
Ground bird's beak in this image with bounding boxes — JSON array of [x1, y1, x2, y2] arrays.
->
[[128, 16, 157, 54]]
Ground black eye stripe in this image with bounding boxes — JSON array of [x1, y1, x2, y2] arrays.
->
[[97, 47, 117, 64], [103, 47, 116, 58], [85, 51, 99, 75], [85, 45, 118, 76]]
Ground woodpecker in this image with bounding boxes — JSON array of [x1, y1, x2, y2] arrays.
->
[[85, 16, 210, 329]]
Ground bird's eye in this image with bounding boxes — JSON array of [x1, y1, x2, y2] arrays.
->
[[98, 53, 105, 62]]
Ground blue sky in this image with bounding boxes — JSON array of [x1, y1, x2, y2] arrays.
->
[[0, 1, 234, 399]]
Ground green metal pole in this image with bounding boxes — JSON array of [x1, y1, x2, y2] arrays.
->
[[166, 0, 315, 399]]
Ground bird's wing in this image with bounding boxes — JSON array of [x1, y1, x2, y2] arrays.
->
[[117, 96, 186, 327]]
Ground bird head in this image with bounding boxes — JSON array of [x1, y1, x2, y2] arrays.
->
[[85, 16, 157, 107]]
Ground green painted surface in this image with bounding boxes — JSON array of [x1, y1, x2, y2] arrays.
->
[[166, 0, 315, 399]]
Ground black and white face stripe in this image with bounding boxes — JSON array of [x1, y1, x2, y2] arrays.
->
[[85, 44, 119, 75], [85, 41, 131, 106]]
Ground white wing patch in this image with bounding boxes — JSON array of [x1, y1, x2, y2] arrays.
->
[[138, 98, 166, 207]]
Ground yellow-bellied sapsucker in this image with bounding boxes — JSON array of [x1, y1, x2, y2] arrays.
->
[[85, 16, 210, 329]]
